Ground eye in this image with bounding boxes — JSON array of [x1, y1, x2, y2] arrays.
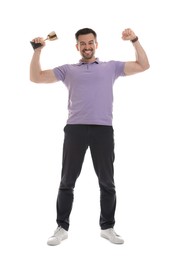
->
[[80, 42, 86, 46]]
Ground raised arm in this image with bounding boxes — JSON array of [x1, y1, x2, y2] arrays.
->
[[122, 28, 150, 76], [30, 37, 57, 83]]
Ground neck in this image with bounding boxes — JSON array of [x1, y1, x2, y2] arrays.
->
[[81, 57, 96, 63]]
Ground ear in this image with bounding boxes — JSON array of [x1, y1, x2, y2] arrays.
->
[[95, 41, 98, 49], [76, 43, 79, 51]]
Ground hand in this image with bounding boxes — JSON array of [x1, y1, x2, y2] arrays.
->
[[31, 37, 46, 50], [122, 28, 136, 41]]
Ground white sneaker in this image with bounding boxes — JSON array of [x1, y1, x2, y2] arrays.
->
[[47, 226, 68, 246], [101, 228, 124, 244]]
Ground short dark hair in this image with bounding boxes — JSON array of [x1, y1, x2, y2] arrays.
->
[[75, 28, 97, 41]]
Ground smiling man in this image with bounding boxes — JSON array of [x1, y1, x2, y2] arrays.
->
[[30, 27, 149, 246], [76, 31, 98, 62]]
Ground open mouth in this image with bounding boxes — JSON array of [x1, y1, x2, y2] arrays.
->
[[83, 50, 92, 55]]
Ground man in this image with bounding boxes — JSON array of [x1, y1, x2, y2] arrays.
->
[[30, 28, 150, 246]]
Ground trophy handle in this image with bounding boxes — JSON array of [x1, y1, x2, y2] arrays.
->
[[30, 41, 43, 49]]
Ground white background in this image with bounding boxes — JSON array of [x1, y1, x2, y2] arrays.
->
[[0, 0, 178, 259]]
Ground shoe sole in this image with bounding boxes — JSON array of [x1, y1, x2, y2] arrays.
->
[[47, 235, 68, 246], [101, 234, 124, 244]]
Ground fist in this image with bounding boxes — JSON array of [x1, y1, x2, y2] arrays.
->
[[31, 37, 46, 49], [122, 28, 136, 41]]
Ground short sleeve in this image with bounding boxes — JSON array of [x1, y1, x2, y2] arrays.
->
[[53, 65, 68, 81]]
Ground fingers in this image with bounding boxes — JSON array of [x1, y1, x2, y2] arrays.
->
[[31, 37, 46, 48], [122, 28, 136, 41]]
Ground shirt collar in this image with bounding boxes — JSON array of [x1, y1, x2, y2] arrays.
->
[[77, 58, 100, 66]]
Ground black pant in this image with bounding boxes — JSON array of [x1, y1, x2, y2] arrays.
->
[[56, 125, 116, 231]]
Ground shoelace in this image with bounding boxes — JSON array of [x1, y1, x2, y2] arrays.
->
[[54, 226, 61, 235], [110, 229, 120, 237]]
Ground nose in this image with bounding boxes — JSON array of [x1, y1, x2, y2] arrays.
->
[[85, 43, 91, 49]]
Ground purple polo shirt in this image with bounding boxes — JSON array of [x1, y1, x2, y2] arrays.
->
[[53, 59, 125, 126]]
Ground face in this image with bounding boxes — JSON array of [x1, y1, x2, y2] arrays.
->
[[76, 33, 98, 62]]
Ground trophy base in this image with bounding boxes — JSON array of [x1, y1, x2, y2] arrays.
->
[[30, 41, 42, 49]]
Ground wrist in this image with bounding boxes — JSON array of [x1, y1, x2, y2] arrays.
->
[[131, 36, 138, 43], [34, 48, 42, 54]]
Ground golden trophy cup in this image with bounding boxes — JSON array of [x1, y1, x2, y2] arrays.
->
[[30, 31, 58, 49]]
